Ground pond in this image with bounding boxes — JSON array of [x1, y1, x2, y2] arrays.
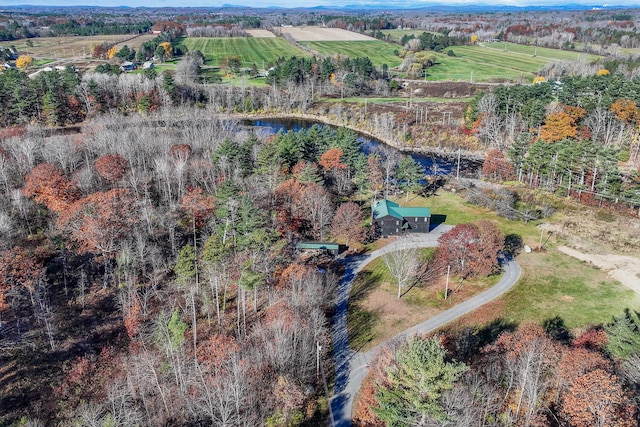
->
[[242, 118, 482, 177]]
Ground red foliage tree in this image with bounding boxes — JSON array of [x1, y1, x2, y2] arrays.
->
[[22, 162, 81, 213], [482, 149, 515, 181], [435, 221, 504, 279], [331, 202, 366, 246], [95, 153, 129, 184], [572, 327, 609, 350]]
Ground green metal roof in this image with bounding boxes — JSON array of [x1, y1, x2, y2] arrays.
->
[[295, 242, 340, 250], [372, 199, 431, 220]]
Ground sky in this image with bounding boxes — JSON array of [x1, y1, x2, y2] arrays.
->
[[1, 0, 637, 8]]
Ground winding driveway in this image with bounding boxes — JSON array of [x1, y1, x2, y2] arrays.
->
[[329, 224, 522, 426]]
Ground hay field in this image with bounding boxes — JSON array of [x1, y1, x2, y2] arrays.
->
[[245, 29, 276, 38], [278, 26, 375, 41], [181, 37, 308, 66], [10, 34, 156, 59]]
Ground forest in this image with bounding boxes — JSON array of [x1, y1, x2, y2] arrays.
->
[[1, 5, 640, 427]]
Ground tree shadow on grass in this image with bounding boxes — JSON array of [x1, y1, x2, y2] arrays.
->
[[347, 270, 383, 352], [451, 318, 519, 362]]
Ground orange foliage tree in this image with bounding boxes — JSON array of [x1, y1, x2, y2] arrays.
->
[[319, 147, 347, 172], [561, 369, 635, 427], [540, 111, 578, 142], [611, 99, 640, 124], [58, 188, 140, 285], [22, 162, 81, 213]]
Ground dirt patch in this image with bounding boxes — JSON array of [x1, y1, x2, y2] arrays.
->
[[278, 26, 375, 42], [246, 29, 276, 38], [558, 246, 640, 295]]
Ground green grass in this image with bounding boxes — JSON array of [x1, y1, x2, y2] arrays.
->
[[179, 37, 308, 68], [500, 250, 640, 329], [301, 40, 403, 68], [422, 43, 603, 83], [482, 42, 601, 62]]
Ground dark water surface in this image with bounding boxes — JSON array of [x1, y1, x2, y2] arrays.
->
[[243, 118, 481, 177]]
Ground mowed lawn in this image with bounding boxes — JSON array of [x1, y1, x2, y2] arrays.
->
[[180, 37, 309, 67], [301, 40, 403, 68]]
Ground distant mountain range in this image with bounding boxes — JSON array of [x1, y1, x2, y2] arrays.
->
[[1, 2, 636, 12]]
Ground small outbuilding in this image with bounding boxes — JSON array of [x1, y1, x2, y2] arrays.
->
[[372, 199, 431, 237], [295, 241, 346, 256]]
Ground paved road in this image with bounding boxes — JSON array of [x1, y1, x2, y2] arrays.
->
[[329, 225, 521, 426]]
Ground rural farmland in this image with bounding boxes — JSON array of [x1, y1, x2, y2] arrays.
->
[[180, 36, 308, 67], [301, 40, 403, 68]]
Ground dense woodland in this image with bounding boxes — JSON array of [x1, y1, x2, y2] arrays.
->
[[1, 5, 640, 427]]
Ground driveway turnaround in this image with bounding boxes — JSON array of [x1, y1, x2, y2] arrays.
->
[[330, 224, 521, 426]]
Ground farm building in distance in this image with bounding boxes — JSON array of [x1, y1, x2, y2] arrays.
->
[[372, 199, 431, 237]]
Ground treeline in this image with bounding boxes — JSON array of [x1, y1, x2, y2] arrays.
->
[[398, 30, 466, 52], [266, 55, 385, 96], [46, 19, 153, 36], [468, 73, 640, 212], [355, 311, 640, 426]]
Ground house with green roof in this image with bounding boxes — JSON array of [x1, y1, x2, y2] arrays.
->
[[372, 199, 431, 237]]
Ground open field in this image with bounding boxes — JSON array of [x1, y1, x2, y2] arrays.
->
[[180, 36, 308, 67], [348, 190, 640, 349], [426, 52, 532, 82], [301, 40, 402, 68], [245, 29, 276, 38], [278, 26, 375, 41], [10, 34, 156, 59], [483, 41, 602, 62]]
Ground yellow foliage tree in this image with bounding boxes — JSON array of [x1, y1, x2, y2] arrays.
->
[[470, 35, 479, 44], [159, 42, 172, 58], [15, 55, 33, 69], [596, 69, 610, 76], [532, 76, 546, 84], [107, 46, 118, 59]]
